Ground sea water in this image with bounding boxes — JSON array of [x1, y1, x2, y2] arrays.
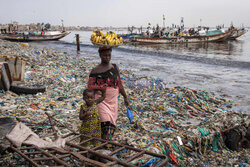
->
[[31, 30, 250, 113]]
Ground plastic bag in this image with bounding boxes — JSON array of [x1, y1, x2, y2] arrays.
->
[[126, 106, 134, 123]]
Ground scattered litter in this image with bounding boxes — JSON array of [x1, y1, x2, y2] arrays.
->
[[0, 39, 249, 166]]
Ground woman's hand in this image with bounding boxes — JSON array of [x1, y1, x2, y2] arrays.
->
[[85, 110, 92, 117], [80, 105, 93, 120], [124, 97, 129, 107]]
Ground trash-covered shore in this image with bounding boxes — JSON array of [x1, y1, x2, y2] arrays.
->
[[0, 39, 249, 166]]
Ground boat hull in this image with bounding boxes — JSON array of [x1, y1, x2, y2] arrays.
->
[[229, 29, 247, 40], [0, 32, 70, 42], [131, 30, 232, 44]]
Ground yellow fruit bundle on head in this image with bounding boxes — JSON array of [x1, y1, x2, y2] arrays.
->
[[90, 30, 123, 46]]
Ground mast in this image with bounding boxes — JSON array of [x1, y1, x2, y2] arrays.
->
[[61, 19, 65, 32], [163, 14, 166, 28], [180, 17, 184, 30]]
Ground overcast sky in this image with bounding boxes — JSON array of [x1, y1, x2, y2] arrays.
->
[[0, 0, 249, 27]]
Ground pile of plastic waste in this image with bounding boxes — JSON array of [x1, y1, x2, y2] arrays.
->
[[0, 39, 249, 166], [116, 78, 249, 166]]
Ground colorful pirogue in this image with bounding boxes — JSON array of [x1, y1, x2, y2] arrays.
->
[[119, 27, 247, 44], [0, 31, 70, 42], [130, 29, 234, 44]]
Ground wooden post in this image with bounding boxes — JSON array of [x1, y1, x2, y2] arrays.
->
[[76, 34, 80, 51]]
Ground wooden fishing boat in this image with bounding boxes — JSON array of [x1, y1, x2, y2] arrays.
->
[[131, 30, 233, 44], [229, 28, 247, 40], [0, 31, 70, 42], [117, 33, 139, 43]]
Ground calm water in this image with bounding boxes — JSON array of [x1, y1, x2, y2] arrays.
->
[[31, 30, 250, 113]]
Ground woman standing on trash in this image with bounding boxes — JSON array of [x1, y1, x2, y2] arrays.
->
[[88, 47, 129, 140]]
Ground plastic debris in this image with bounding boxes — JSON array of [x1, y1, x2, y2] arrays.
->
[[0, 39, 249, 166], [126, 106, 134, 123]]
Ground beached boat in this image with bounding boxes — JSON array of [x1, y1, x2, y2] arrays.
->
[[229, 28, 247, 40], [0, 31, 70, 42], [131, 30, 233, 44]]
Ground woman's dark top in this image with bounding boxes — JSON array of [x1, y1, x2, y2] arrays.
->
[[88, 64, 119, 89]]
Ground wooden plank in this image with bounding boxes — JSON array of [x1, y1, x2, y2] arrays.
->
[[0, 62, 11, 91], [78, 135, 168, 158], [33, 154, 71, 161], [92, 142, 108, 150], [0, 72, 4, 90], [125, 150, 145, 163], [10, 146, 40, 167], [106, 161, 118, 166], [108, 146, 126, 156], [52, 147, 70, 154], [61, 132, 75, 139], [34, 146, 71, 167], [0, 55, 26, 81], [67, 142, 135, 167], [71, 152, 107, 167], [0, 55, 26, 61], [3, 62, 12, 83], [0, 81, 4, 90], [68, 134, 81, 142], [11, 137, 169, 167], [79, 138, 93, 145], [20, 58, 25, 81]]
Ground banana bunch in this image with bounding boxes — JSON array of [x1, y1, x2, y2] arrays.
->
[[91, 30, 123, 45]]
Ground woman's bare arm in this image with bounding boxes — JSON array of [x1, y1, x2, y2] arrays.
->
[[115, 65, 129, 106]]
